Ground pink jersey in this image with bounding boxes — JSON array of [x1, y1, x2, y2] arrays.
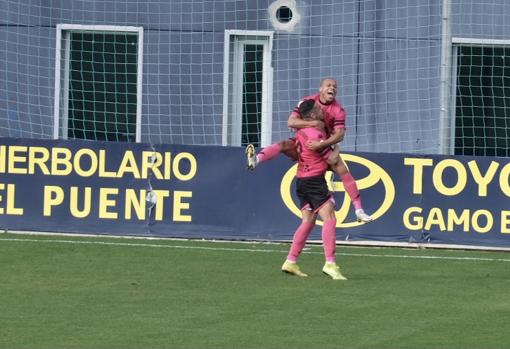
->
[[291, 93, 346, 136], [295, 127, 332, 178]]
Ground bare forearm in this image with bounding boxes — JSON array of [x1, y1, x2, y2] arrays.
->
[[288, 117, 320, 129], [306, 129, 344, 152], [322, 129, 344, 147]]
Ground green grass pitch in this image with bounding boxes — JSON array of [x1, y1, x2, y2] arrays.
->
[[0, 233, 509, 349]]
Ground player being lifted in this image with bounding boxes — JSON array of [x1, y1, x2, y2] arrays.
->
[[281, 99, 347, 280], [246, 77, 372, 223]]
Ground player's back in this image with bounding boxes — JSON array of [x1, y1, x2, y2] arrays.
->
[[295, 127, 330, 178]]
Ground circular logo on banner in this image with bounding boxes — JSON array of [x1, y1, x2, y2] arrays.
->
[[280, 154, 395, 227]]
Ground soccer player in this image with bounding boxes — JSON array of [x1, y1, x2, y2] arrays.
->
[[280, 99, 347, 280], [245, 77, 372, 223]]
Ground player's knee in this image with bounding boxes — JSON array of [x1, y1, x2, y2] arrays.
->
[[330, 159, 348, 175], [327, 150, 341, 165], [323, 212, 336, 220], [326, 155, 339, 166], [279, 139, 295, 152], [319, 211, 336, 222], [301, 212, 316, 223], [280, 139, 298, 160]]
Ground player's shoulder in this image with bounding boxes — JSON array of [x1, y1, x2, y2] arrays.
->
[[300, 93, 320, 103], [328, 99, 346, 115], [329, 98, 343, 108]]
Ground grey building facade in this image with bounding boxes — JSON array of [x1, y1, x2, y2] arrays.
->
[[1, 0, 510, 155]]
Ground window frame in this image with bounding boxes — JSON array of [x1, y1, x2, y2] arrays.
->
[[53, 24, 144, 142], [222, 30, 274, 147], [450, 37, 510, 156]]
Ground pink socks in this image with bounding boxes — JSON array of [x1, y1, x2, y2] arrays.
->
[[287, 219, 338, 264], [287, 221, 314, 262], [322, 219, 337, 263], [257, 143, 282, 164], [341, 172, 362, 210]]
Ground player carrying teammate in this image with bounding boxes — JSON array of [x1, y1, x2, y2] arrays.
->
[[280, 99, 347, 280], [245, 77, 372, 223]]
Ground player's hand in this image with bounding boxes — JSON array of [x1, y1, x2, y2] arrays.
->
[[306, 140, 324, 151]]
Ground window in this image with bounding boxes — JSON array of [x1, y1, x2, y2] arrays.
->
[[54, 25, 143, 142], [223, 30, 273, 147], [452, 39, 510, 156]]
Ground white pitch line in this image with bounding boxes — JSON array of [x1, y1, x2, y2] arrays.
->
[[1, 237, 510, 263]]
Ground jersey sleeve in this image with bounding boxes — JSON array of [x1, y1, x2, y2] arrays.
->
[[332, 103, 346, 130], [290, 98, 306, 119]]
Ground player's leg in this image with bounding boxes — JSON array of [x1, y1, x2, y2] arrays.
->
[[326, 146, 360, 207], [286, 209, 315, 263], [326, 147, 373, 223], [316, 200, 336, 264], [282, 209, 315, 277], [246, 139, 297, 170], [316, 200, 347, 280]]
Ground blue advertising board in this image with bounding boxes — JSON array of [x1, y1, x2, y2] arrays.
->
[[1, 137, 510, 248]]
